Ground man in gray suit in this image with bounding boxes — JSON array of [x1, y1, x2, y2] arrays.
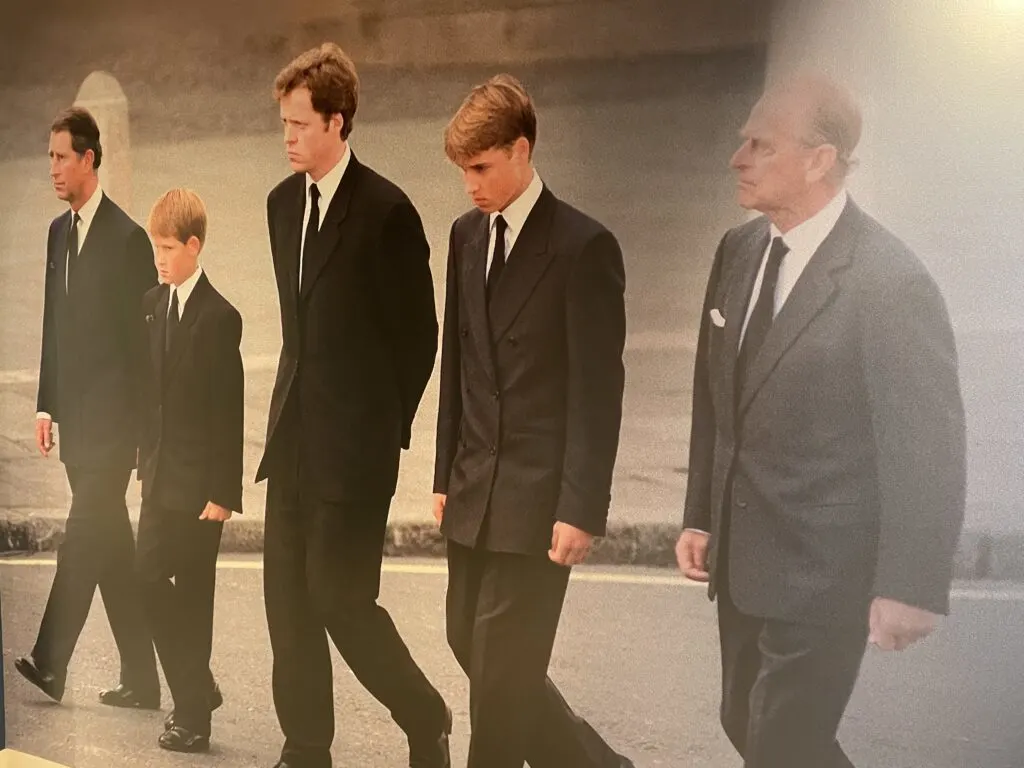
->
[[676, 73, 966, 767]]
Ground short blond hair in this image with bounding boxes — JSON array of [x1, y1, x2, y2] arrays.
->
[[444, 74, 537, 165], [147, 188, 208, 247], [274, 42, 359, 140]]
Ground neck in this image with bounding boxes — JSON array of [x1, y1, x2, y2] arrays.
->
[[172, 264, 200, 288], [768, 185, 840, 233], [310, 141, 347, 183], [500, 166, 535, 212], [70, 175, 99, 213]]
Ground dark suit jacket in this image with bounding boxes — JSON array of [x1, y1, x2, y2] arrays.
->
[[138, 273, 244, 514], [683, 198, 966, 623], [255, 155, 438, 500], [37, 193, 158, 469], [433, 186, 627, 555]]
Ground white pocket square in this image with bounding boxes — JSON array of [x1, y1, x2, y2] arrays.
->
[[710, 308, 726, 328]]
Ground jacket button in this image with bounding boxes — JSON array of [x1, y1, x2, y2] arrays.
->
[[736, 497, 748, 509], [489, 446, 496, 455], [508, 336, 518, 346], [493, 390, 500, 400]]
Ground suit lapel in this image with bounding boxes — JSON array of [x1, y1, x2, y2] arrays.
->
[[164, 273, 209, 380], [737, 202, 859, 414], [150, 285, 170, 385], [487, 188, 556, 343], [53, 210, 71, 298], [463, 214, 496, 385], [718, 224, 770, 422], [299, 156, 357, 301], [279, 178, 304, 309]]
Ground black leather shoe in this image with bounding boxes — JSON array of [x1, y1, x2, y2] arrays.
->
[[158, 725, 210, 753], [408, 704, 453, 768], [99, 683, 160, 709], [15, 655, 64, 702], [164, 681, 223, 730]]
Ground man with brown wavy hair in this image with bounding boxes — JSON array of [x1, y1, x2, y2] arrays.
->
[[434, 74, 634, 768], [257, 43, 450, 768]]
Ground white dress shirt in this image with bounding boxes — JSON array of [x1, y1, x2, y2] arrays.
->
[[38, 186, 106, 421], [300, 145, 351, 284], [686, 189, 848, 539], [739, 189, 849, 344], [168, 264, 204, 320], [65, 184, 104, 294], [487, 169, 544, 276]]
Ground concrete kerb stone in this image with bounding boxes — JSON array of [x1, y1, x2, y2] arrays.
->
[[0, 509, 1010, 580]]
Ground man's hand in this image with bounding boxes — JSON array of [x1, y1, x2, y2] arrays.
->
[[675, 530, 710, 582], [35, 417, 54, 457], [549, 522, 594, 567], [868, 597, 939, 651], [432, 493, 446, 525], [199, 502, 233, 522]]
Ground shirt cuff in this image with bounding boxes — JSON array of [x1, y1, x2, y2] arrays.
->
[[36, 412, 52, 421], [683, 528, 710, 535]]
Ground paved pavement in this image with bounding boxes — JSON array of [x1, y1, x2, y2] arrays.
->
[[2, 556, 1023, 767]]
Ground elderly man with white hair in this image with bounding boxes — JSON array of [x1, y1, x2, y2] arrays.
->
[[677, 72, 966, 767]]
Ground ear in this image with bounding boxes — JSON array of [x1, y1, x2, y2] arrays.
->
[[806, 143, 838, 184], [328, 112, 344, 136], [83, 148, 96, 170], [511, 135, 531, 162], [186, 235, 203, 259]]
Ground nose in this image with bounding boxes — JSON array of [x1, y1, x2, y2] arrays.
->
[[730, 141, 749, 170], [463, 173, 478, 197]]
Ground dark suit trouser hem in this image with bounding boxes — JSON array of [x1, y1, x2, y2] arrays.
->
[[136, 499, 223, 734], [264, 469, 446, 766], [717, 588, 866, 768], [33, 465, 158, 692], [446, 540, 627, 768]]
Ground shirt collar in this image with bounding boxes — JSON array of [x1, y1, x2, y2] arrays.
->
[[74, 184, 104, 227], [490, 169, 544, 236], [771, 188, 848, 256], [170, 264, 204, 311], [306, 144, 351, 211]]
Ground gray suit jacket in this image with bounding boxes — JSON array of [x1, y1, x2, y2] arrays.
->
[[683, 198, 966, 623]]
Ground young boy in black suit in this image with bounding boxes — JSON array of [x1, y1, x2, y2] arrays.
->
[[136, 188, 243, 753]]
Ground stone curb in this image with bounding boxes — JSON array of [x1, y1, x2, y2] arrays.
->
[[0, 512, 1016, 581]]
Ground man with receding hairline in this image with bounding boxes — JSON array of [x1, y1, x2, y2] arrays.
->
[[16, 106, 160, 711], [676, 72, 966, 766]]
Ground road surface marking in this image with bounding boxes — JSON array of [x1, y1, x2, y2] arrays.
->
[[2, 558, 1022, 599]]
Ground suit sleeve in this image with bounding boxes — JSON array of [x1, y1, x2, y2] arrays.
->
[[124, 226, 158, 453], [682, 236, 727, 532], [376, 199, 439, 449], [555, 230, 627, 536], [863, 271, 966, 615], [207, 308, 245, 514], [433, 222, 461, 494], [37, 222, 59, 418]]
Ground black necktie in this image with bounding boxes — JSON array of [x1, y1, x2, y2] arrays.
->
[[736, 236, 789, 394], [300, 183, 320, 294], [165, 288, 179, 353], [66, 212, 81, 284], [486, 214, 508, 304]]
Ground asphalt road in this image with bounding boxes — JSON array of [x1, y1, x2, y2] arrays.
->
[[2, 556, 1023, 767]]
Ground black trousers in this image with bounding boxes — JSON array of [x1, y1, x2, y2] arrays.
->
[[136, 499, 222, 735], [446, 541, 627, 768], [263, 438, 447, 768], [32, 465, 158, 694], [717, 586, 867, 768]]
